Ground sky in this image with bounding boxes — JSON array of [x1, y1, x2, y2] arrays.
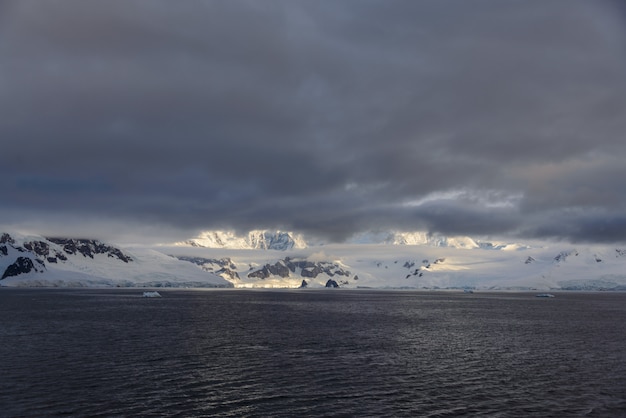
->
[[1, 0, 626, 245]]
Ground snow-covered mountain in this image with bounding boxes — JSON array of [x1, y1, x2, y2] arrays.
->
[[0, 232, 230, 288], [173, 254, 353, 289], [178, 229, 527, 251], [347, 231, 481, 249], [164, 241, 626, 291], [177, 230, 307, 250], [3, 230, 626, 291]]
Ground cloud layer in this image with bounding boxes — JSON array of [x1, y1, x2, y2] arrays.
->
[[1, 0, 626, 243]]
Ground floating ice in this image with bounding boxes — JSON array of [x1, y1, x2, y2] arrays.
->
[[535, 293, 555, 298], [142, 291, 162, 298]]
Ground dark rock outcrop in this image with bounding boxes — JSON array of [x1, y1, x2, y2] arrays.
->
[[24, 241, 50, 258], [248, 261, 291, 279], [287, 258, 351, 278], [300, 262, 323, 278], [248, 268, 270, 279], [247, 257, 351, 280], [171, 256, 241, 281], [214, 267, 239, 281], [47, 238, 132, 262], [0, 233, 15, 245], [2, 257, 45, 280], [325, 279, 339, 288], [269, 261, 291, 277], [554, 250, 578, 263], [176, 256, 237, 270]]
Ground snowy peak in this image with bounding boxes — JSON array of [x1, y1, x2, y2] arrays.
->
[[247, 230, 307, 250], [178, 229, 530, 251], [347, 231, 535, 251], [348, 231, 480, 249], [178, 230, 307, 250]]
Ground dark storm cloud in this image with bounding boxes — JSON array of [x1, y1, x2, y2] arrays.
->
[[1, 0, 625, 243]]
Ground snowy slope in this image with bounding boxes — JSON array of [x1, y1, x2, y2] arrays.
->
[[3, 230, 626, 290], [0, 232, 230, 288], [165, 243, 626, 290]]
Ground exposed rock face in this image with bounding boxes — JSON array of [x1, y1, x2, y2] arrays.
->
[[299, 262, 324, 278], [248, 261, 291, 279], [0, 234, 133, 281], [248, 231, 303, 250], [247, 257, 351, 280], [270, 260, 291, 277], [175, 256, 240, 281], [300, 279, 308, 288], [554, 250, 578, 263], [213, 267, 239, 280], [2, 256, 45, 280], [23, 240, 67, 263], [287, 258, 351, 278], [176, 256, 236, 270], [0, 233, 15, 245], [46, 238, 132, 262], [23, 240, 50, 257], [325, 279, 339, 288]]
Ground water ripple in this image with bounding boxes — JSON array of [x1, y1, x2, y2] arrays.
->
[[1, 289, 625, 416]]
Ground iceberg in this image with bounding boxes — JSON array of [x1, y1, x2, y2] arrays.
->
[[142, 291, 162, 298]]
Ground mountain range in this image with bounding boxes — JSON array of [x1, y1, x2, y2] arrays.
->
[[2, 230, 626, 291], [0, 232, 229, 288], [177, 230, 307, 251], [176, 230, 524, 250]]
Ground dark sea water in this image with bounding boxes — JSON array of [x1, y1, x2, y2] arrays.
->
[[1, 289, 625, 417]]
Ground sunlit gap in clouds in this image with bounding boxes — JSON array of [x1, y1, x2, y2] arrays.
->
[[402, 189, 523, 209]]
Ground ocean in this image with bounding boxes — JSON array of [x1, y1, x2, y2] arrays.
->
[[1, 288, 625, 417]]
